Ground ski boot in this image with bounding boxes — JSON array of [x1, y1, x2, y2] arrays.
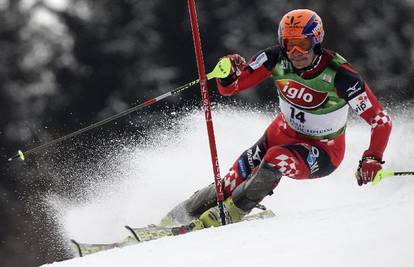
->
[[199, 160, 282, 228], [160, 183, 218, 226], [198, 197, 247, 227]]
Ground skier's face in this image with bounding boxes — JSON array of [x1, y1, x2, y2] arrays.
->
[[287, 49, 316, 69], [283, 37, 317, 69]]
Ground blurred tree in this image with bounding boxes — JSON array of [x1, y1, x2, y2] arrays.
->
[[0, 2, 68, 266], [43, 0, 175, 125], [319, 0, 414, 101]]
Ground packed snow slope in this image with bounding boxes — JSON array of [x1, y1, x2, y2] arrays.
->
[[45, 105, 414, 267]]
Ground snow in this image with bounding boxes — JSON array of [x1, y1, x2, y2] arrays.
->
[[43, 106, 414, 267]]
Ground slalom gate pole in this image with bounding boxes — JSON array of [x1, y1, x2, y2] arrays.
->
[[8, 58, 231, 162], [187, 0, 226, 225]]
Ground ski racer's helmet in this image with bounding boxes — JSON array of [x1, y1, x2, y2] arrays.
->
[[278, 9, 324, 55]]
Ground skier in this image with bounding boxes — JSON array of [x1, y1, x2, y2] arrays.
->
[[163, 8, 392, 228]]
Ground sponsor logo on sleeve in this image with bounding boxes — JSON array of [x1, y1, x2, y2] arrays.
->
[[249, 52, 268, 70], [346, 81, 362, 98], [237, 159, 248, 179], [348, 92, 372, 114], [307, 146, 320, 174]]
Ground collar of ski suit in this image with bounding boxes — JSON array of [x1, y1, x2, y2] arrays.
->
[[293, 49, 335, 79]]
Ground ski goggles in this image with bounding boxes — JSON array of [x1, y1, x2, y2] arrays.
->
[[282, 37, 316, 55]]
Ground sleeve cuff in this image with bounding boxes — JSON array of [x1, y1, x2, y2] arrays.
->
[[362, 150, 383, 162]]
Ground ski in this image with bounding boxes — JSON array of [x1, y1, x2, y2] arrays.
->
[[126, 209, 275, 242], [71, 209, 275, 257], [70, 236, 137, 257], [125, 220, 204, 242]]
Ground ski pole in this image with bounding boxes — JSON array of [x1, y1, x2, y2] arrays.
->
[[372, 169, 414, 185], [8, 58, 231, 162]]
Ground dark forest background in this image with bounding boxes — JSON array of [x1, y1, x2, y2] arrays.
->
[[0, 0, 413, 266]]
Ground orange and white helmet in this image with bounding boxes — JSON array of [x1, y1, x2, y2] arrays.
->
[[278, 9, 325, 55]]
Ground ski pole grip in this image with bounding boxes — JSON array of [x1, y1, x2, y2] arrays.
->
[[207, 57, 232, 80], [372, 169, 395, 185]]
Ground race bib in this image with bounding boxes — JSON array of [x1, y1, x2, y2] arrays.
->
[[279, 98, 349, 137]]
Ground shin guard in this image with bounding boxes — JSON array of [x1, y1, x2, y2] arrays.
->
[[184, 183, 218, 217], [232, 160, 282, 212]]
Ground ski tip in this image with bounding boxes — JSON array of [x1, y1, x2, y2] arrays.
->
[[124, 225, 141, 242], [70, 239, 83, 257]]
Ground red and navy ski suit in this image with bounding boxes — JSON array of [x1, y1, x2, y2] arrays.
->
[[217, 47, 392, 196]]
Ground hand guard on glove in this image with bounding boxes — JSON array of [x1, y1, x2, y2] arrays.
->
[[355, 156, 384, 186], [219, 54, 246, 86]]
